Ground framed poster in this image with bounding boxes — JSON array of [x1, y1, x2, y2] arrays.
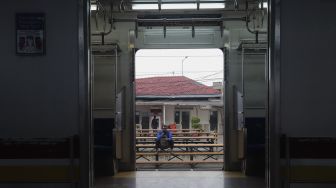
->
[[16, 13, 45, 55]]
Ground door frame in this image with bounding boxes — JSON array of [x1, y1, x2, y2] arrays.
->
[[181, 110, 191, 129], [130, 25, 269, 174], [267, 0, 281, 187], [79, 0, 92, 187]]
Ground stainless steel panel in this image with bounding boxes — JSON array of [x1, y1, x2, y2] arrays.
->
[[78, 0, 92, 187], [268, 0, 281, 187], [135, 27, 228, 49], [144, 30, 215, 45]]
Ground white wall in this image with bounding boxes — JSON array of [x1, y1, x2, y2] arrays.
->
[[164, 105, 175, 125], [137, 105, 220, 130], [0, 0, 88, 187], [227, 50, 267, 117], [196, 108, 210, 125], [225, 21, 267, 49], [92, 56, 116, 119], [93, 56, 116, 110], [280, 0, 336, 137], [225, 22, 267, 169], [92, 21, 136, 170], [270, 1, 336, 187], [136, 105, 150, 113], [0, 0, 80, 138]]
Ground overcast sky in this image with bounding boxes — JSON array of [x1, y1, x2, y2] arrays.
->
[[135, 49, 224, 86]]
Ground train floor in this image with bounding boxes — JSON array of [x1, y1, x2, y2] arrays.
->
[[95, 171, 265, 188]]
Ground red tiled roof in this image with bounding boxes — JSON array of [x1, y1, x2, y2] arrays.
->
[[136, 76, 221, 96]]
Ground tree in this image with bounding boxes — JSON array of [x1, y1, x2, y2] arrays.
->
[[191, 116, 202, 130]]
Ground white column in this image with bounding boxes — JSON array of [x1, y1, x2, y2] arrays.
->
[[163, 105, 166, 125]]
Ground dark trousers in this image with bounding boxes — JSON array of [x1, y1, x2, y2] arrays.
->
[[155, 139, 174, 150]]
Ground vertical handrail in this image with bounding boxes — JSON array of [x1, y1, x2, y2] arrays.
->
[[114, 45, 118, 130], [241, 47, 245, 130], [243, 127, 247, 161]]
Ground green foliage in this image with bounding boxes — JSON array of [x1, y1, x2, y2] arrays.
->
[[191, 116, 202, 130]]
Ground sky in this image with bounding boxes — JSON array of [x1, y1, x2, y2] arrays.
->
[[135, 49, 224, 86]]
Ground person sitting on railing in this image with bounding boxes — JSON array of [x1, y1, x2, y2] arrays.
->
[[155, 125, 174, 152]]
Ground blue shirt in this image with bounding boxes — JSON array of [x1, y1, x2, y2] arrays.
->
[[156, 130, 173, 141]]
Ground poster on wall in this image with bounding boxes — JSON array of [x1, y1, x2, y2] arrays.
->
[[16, 13, 45, 55]]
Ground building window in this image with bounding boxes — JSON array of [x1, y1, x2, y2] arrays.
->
[[175, 110, 190, 129], [210, 111, 218, 131], [135, 111, 141, 124], [174, 111, 181, 124], [135, 115, 140, 124]]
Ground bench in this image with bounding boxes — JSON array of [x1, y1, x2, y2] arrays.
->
[[136, 151, 223, 156], [136, 140, 217, 145], [136, 143, 224, 161], [136, 137, 217, 140], [136, 132, 217, 137], [137, 160, 224, 164], [136, 160, 224, 168], [136, 144, 223, 155], [136, 136, 217, 144], [136, 143, 224, 148], [136, 151, 223, 161], [282, 136, 336, 185], [137, 129, 202, 132]]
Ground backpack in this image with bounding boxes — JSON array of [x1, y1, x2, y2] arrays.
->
[[159, 133, 169, 150]]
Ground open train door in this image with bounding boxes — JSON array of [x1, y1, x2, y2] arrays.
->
[[128, 17, 231, 169]]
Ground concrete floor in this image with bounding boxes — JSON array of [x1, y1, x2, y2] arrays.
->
[[95, 171, 265, 188]]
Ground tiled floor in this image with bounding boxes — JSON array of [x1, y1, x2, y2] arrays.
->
[[95, 171, 265, 188]]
